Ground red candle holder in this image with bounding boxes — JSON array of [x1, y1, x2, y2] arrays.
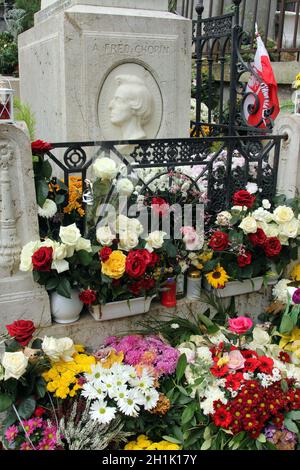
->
[[160, 277, 177, 308]]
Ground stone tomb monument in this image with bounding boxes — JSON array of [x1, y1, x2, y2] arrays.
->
[[18, 0, 191, 143]]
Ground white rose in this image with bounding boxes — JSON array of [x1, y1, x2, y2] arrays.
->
[[19, 241, 40, 271], [75, 237, 92, 252], [273, 206, 294, 224], [239, 216, 257, 234], [261, 222, 279, 238], [118, 231, 139, 252], [2, 352, 28, 380], [216, 211, 232, 226], [253, 208, 273, 223], [278, 234, 289, 246], [128, 218, 144, 236], [42, 336, 76, 362], [51, 259, 69, 274], [279, 218, 299, 239], [250, 326, 270, 347], [116, 215, 130, 233], [52, 242, 68, 261], [93, 157, 118, 180], [59, 223, 81, 246], [246, 182, 258, 194], [116, 178, 134, 196], [262, 199, 271, 209], [96, 226, 115, 246], [231, 205, 247, 212], [145, 231, 167, 252]]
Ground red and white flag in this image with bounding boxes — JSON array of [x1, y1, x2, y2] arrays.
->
[[243, 32, 280, 128]]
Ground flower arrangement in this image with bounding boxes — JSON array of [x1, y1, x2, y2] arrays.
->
[[203, 190, 300, 289], [292, 72, 300, 90], [124, 435, 181, 450]]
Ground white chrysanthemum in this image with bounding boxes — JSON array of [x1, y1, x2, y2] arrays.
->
[[171, 323, 180, 329], [101, 374, 116, 398], [116, 178, 134, 196], [93, 157, 118, 180], [38, 199, 57, 219], [272, 279, 292, 303], [89, 400, 116, 424], [117, 389, 144, 417], [130, 371, 154, 390], [81, 382, 106, 400], [141, 388, 159, 411], [85, 363, 108, 384], [111, 385, 129, 401]]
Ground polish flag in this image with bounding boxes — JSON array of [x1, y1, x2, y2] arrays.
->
[[243, 33, 280, 129]]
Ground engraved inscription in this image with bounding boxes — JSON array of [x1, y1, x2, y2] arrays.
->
[[104, 43, 170, 56]]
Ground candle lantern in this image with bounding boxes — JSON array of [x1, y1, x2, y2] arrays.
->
[[160, 277, 177, 308], [0, 78, 14, 122]]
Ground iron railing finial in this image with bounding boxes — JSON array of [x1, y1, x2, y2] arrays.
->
[[195, 0, 204, 17]]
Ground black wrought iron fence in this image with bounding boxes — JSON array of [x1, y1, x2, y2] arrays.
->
[[173, 0, 300, 61]]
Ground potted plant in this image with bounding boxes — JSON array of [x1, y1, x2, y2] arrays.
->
[[203, 189, 300, 297]]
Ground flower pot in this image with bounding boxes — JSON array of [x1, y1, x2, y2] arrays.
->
[[203, 276, 263, 298], [89, 295, 156, 321], [50, 290, 83, 324]]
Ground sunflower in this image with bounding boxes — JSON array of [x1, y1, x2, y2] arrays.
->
[[205, 265, 229, 289], [291, 263, 300, 281]]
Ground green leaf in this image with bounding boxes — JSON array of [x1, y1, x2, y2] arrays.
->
[[56, 277, 72, 298], [201, 439, 212, 450], [257, 434, 266, 443], [35, 377, 47, 399], [176, 353, 187, 382], [41, 160, 52, 178], [0, 394, 13, 412], [77, 250, 93, 266], [279, 315, 295, 335], [31, 338, 42, 349], [5, 339, 22, 352], [45, 277, 59, 291], [176, 385, 189, 397], [281, 379, 288, 393], [181, 404, 195, 425], [55, 194, 66, 205], [163, 240, 177, 258], [18, 397, 36, 419], [286, 410, 300, 421], [162, 435, 182, 445], [203, 259, 218, 273], [203, 426, 211, 440], [36, 179, 50, 207], [284, 418, 299, 434]]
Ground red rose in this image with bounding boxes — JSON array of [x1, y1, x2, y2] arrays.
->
[[32, 246, 53, 272], [264, 237, 282, 257], [126, 250, 147, 279], [128, 280, 143, 296], [34, 407, 46, 417], [208, 231, 229, 251], [149, 252, 160, 268], [31, 140, 53, 154], [99, 247, 112, 262], [248, 228, 267, 247], [151, 197, 169, 216], [143, 278, 155, 291], [237, 251, 252, 268], [79, 289, 97, 305], [232, 190, 256, 208], [139, 249, 153, 266], [6, 320, 36, 346]]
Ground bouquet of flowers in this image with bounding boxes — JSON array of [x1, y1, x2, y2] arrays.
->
[[203, 189, 300, 289]]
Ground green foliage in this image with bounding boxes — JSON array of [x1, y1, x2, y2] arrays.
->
[[14, 97, 36, 140], [0, 31, 18, 75], [13, 0, 41, 32]]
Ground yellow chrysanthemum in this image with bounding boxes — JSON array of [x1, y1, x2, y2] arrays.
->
[[124, 436, 181, 451], [101, 350, 124, 369], [101, 250, 126, 279], [205, 265, 229, 288], [63, 176, 85, 217], [291, 264, 300, 282]]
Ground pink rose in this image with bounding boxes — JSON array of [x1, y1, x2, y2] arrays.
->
[[227, 350, 245, 370], [181, 226, 195, 237], [228, 316, 253, 335], [180, 226, 203, 251]]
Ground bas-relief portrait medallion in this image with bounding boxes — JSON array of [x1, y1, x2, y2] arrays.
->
[[98, 63, 163, 142]]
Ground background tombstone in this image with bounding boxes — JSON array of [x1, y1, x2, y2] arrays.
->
[[18, 0, 191, 143], [0, 122, 51, 330]]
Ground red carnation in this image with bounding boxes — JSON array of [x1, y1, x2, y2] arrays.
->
[[79, 289, 97, 305], [264, 237, 282, 257], [233, 190, 256, 208], [126, 250, 147, 279], [248, 228, 267, 247], [34, 407, 46, 417], [258, 356, 274, 374], [6, 320, 36, 347], [99, 247, 112, 262], [151, 197, 169, 216], [208, 231, 229, 251], [31, 140, 53, 154], [213, 406, 232, 429], [32, 246, 53, 272], [237, 251, 252, 268]]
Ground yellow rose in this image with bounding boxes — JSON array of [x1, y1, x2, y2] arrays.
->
[[101, 250, 126, 279]]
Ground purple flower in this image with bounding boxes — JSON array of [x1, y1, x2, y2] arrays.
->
[[292, 288, 300, 305]]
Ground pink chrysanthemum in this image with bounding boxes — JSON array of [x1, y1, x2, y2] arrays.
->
[[22, 419, 35, 436], [5, 425, 19, 443], [43, 426, 57, 445], [20, 441, 33, 451]]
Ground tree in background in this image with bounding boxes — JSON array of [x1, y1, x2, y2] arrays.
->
[[13, 0, 41, 32]]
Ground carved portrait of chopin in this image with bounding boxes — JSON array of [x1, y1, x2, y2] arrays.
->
[[109, 75, 153, 140]]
